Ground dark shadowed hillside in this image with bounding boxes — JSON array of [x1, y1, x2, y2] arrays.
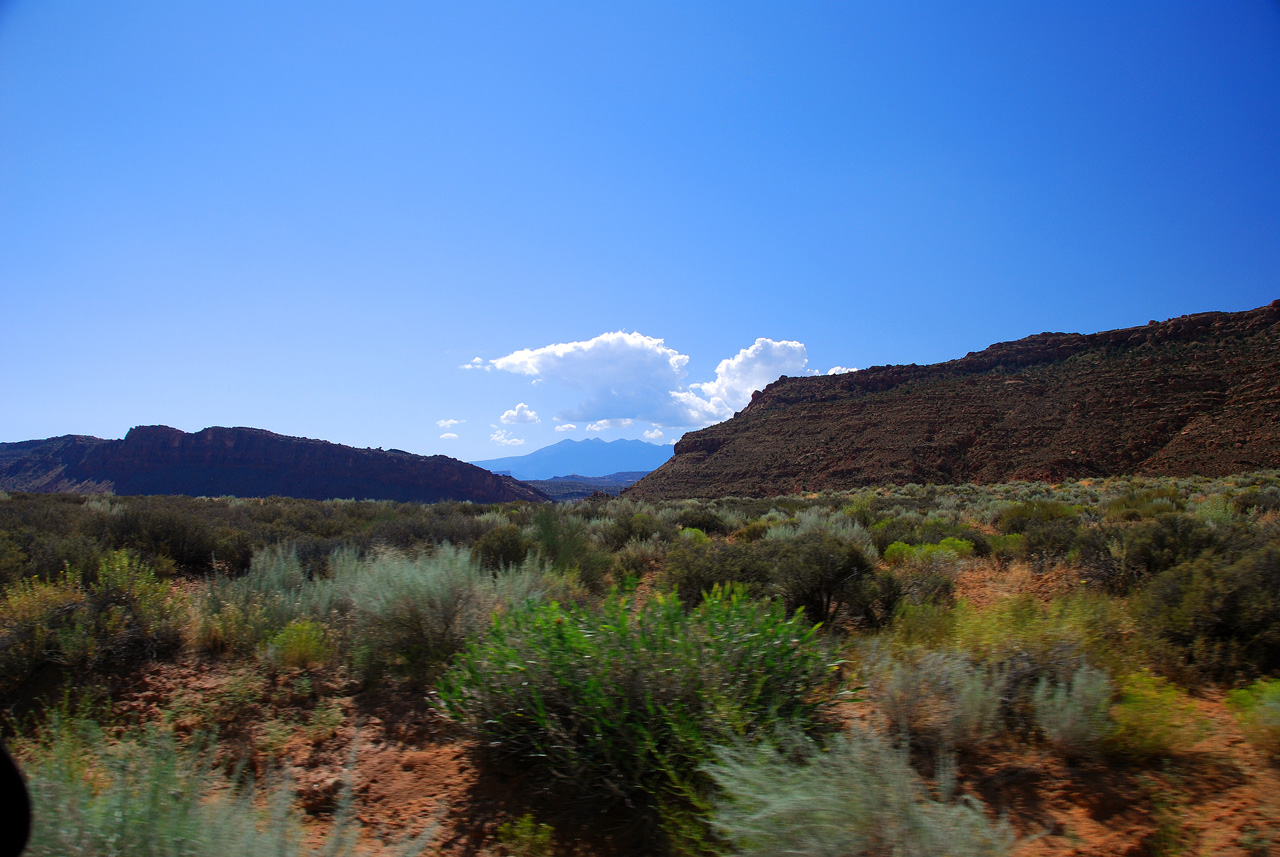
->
[[630, 301, 1280, 499], [0, 425, 550, 503]]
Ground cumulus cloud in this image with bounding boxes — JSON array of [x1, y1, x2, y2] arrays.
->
[[459, 357, 488, 371], [499, 403, 540, 425], [827, 366, 857, 375], [673, 338, 809, 423], [643, 428, 664, 440], [482, 332, 808, 428], [439, 432, 458, 440], [436, 418, 463, 429], [555, 424, 576, 432], [488, 332, 691, 424], [490, 429, 524, 446]]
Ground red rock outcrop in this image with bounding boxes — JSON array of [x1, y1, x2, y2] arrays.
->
[[629, 301, 1280, 499], [0, 426, 549, 503]]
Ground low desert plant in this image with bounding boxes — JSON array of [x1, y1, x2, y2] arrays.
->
[[0, 551, 181, 698], [1108, 671, 1206, 759], [1032, 663, 1115, 758], [189, 545, 549, 683], [864, 647, 1005, 751], [265, 619, 332, 670], [1226, 678, 1280, 761], [705, 725, 1017, 857], [343, 546, 548, 684], [495, 813, 555, 857], [17, 709, 430, 856]]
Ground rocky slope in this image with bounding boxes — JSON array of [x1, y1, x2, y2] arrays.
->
[[0, 425, 549, 503], [630, 301, 1280, 499]]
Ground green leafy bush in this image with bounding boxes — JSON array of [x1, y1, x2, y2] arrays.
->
[[665, 533, 878, 627], [883, 538, 974, 566], [266, 619, 332, 670], [1108, 671, 1205, 759], [0, 551, 180, 698], [438, 585, 835, 811], [473, 523, 530, 570], [1226, 678, 1280, 761], [1137, 546, 1280, 680], [706, 725, 1017, 857], [1076, 514, 1222, 595], [1232, 489, 1280, 516], [1103, 486, 1184, 521], [530, 508, 613, 590], [996, 500, 1076, 534]]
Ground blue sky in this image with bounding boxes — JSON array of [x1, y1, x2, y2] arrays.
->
[[2, 1, 1278, 462]]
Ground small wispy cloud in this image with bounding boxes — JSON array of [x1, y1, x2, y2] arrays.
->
[[555, 423, 576, 432], [439, 432, 458, 440], [436, 418, 463, 429], [586, 418, 635, 432], [490, 429, 525, 446], [500, 402, 540, 425], [459, 357, 489, 371]]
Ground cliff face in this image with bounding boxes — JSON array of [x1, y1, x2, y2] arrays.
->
[[0, 426, 549, 504], [629, 301, 1280, 500]]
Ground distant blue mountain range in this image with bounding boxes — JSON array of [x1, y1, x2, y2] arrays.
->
[[470, 437, 673, 481]]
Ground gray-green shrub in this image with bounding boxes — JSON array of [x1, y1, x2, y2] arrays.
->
[[18, 711, 431, 857], [706, 725, 1017, 857], [1032, 663, 1115, 758]]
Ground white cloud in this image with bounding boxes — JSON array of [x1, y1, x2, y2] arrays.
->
[[499, 402, 540, 425], [489, 332, 692, 425], [586, 419, 635, 432], [436, 418, 463, 429], [643, 428, 664, 440], [459, 357, 488, 371], [439, 432, 458, 440], [674, 338, 809, 423], [489, 429, 525, 446], [827, 366, 857, 375], [483, 332, 808, 429], [555, 424, 577, 432]]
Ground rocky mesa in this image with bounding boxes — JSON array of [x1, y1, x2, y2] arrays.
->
[[629, 301, 1280, 499], [0, 425, 550, 503]]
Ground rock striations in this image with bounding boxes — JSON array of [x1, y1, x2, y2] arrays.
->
[[629, 301, 1280, 500], [0, 425, 550, 503]]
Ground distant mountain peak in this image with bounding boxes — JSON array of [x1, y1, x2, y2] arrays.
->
[[471, 437, 673, 481]]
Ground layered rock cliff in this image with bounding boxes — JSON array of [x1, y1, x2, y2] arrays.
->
[[0, 426, 550, 503], [629, 301, 1280, 499]]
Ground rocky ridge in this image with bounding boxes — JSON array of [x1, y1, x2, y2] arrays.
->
[[0, 425, 549, 503], [630, 301, 1280, 499]]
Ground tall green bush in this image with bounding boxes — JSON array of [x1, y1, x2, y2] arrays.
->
[[0, 551, 180, 699], [1138, 546, 1280, 680], [438, 586, 835, 814]]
